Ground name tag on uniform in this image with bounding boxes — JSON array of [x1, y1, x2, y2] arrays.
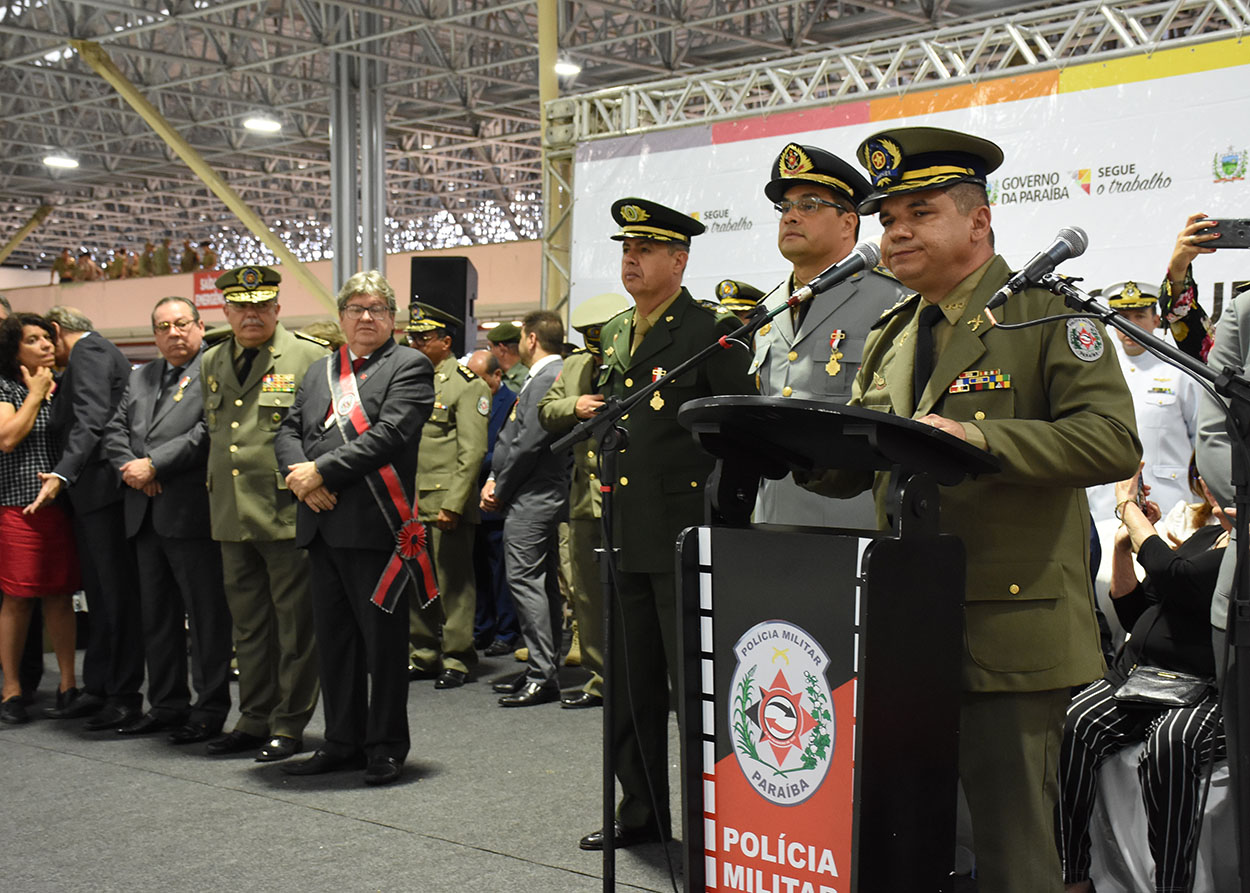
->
[[949, 370, 1011, 393]]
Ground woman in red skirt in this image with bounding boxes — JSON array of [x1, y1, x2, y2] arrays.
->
[[0, 313, 82, 724]]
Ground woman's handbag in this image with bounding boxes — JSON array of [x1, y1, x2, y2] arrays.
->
[[1113, 665, 1215, 709]]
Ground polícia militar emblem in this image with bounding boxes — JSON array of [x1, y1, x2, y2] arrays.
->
[[865, 137, 904, 188], [728, 620, 834, 806]]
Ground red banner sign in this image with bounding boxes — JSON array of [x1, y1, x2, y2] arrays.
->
[[194, 269, 223, 309]]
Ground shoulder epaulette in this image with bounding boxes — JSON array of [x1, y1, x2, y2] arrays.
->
[[456, 363, 477, 381], [870, 293, 921, 330], [293, 330, 330, 347], [871, 264, 899, 282]]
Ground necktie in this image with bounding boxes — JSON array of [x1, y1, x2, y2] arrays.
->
[[912, 303, 945, 406], [352, 356, 366, 374], [235, 347, 258, 385], [630, 317, 652, 356], [158, 364, 182, 405]]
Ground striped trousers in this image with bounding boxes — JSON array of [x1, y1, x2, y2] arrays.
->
[[1055, 678, 1225, 893]]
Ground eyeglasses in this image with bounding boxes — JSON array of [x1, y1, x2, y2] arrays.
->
[[154, 318, 196, 334], [773, 197, 850, 217], [343, 304, 393, 319], [408, 332, 438, 345]]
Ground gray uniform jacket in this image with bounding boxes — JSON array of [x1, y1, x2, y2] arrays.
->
[[748, 267, 906, 527]]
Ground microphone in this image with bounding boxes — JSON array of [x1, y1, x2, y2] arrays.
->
[[789, 241, 882, 304], [985, 226, 1088, 313]]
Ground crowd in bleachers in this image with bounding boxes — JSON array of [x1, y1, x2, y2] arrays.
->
[[48, 237, 219, 284]]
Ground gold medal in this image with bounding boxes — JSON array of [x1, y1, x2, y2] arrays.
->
[[650, 391, 665, 411], [826, 352, 843, 376]]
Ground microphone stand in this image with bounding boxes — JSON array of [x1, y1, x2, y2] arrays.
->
[[551, 290, 794, 891], [1033, 273, 1250, 892]]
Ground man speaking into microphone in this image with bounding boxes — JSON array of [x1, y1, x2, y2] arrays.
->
[[750, 142, 906, 527], [797, 127, 1139, 892]]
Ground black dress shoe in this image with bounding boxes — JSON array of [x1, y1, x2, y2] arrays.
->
[[434, 668, 468, 689], [205, 729, 266, 755], [498, 681, 559, 707], [84, 704, 142, 731], [491, 672, 527, 695], [364, 755, 403, 786], [0, 696, 29, 725], [255, 735, 301, 762], [561, 691, 604, 709], [473, 632, 493, 651], [578, 822, 672, 851], [43, 689, 102, 720], [281, 749, 366, 775], [118, 712, 183, 735], [484, 637, 518, 657], [168, 720, 222, 745], [408, 664, 440, 681]]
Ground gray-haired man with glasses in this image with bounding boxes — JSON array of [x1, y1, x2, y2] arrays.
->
[[748, 142, 907, 527], [103, 296, 234, 743]]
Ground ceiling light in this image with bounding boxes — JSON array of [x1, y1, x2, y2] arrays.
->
[[554, 58, 581, 77], [243, 115, 282, 133], [43, 154, 79, 169]]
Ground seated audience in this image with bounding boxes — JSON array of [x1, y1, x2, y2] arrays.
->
[[1058, 466, 1228, 893]]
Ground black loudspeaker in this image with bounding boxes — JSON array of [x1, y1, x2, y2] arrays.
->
[[410, 256, 477, 356]]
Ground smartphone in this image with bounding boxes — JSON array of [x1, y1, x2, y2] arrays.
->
[[1203, 218, 1250, 248], [1135, 473, 1147, 509]]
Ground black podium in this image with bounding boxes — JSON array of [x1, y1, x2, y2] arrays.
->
[[674, 396, 999, 893]]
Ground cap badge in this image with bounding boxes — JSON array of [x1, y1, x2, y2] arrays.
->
[[780, 144, 813, 177], [718, 281, 738, 299], [1122, 281, 1141, 300], [238, 266, 262, 289], [619, 204, 650, 223], [865, 137, 904, 188]]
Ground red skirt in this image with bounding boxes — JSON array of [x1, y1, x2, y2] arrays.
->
[[0, 504, 82, 597]]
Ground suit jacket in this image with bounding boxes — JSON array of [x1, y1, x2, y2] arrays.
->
[[750, 267, 906, 527], [1195, 289, 1250, 629], [478, 382, 514, 524], [49, 332, 131, 514], [538, 349, 602, 521], [491, 355, 569, 520], [274, 338, 434, 551], [416, 354, 489, 523], [802, 255, 1141, 692], [596, 288, 756, 573], [102, 350, 211, 539], [201, 322, 329, 542]]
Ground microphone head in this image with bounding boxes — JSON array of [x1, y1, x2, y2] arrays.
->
[[854, 240, 882, 268], [1057, 226, 1089, 258]]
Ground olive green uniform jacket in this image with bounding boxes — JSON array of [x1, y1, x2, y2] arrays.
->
[[201, 323, 330, 542], [416, 355, 490, 524], [801, 256, 1141, 692], [596, 288, 756, 574]]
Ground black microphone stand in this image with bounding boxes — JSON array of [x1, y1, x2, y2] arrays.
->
[[1032, 273, 1250, 893], [551, 293, 795, 891]]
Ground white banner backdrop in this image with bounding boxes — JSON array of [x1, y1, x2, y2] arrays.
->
[[569, 59, 1250, 336]]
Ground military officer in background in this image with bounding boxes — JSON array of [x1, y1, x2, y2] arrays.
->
[[798, 127, 1139, 892], [537, 291, 632, 709], [714, 279, 764, 324], [1086, 279, 1199, 523], [752, 142, 907, 528], [578, 199, 755, 851], [200, 265, 328, 761], [487, 321, 529, 393], [153, 237, 173, 276], [405, 303, 490, 689]]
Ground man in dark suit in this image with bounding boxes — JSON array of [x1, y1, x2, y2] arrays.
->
[[275, 271, 434, 786], [32, 306, 143, 729], [102, 296, 233, 743], [480, 310, 571, 707], [466, 350, 521, 656], [579, 199, 754, 850]]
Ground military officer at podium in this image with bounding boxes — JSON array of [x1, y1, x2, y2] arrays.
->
[[798, 127, 1139, 892], [405, 303, 489, 689], [751, 142, 907, 528], [577, 198, 754, 851]]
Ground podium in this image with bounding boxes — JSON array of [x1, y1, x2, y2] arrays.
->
[[674, 396, 999, 893]]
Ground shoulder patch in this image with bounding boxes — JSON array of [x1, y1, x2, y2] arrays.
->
[[870, 293, 921, 330], [1066, 317, 1105, 362], [294, 330, 330, 347], [456, 364, 477, 381]]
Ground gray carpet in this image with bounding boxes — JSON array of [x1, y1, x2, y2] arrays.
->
[[1, 653, 685, 893]]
